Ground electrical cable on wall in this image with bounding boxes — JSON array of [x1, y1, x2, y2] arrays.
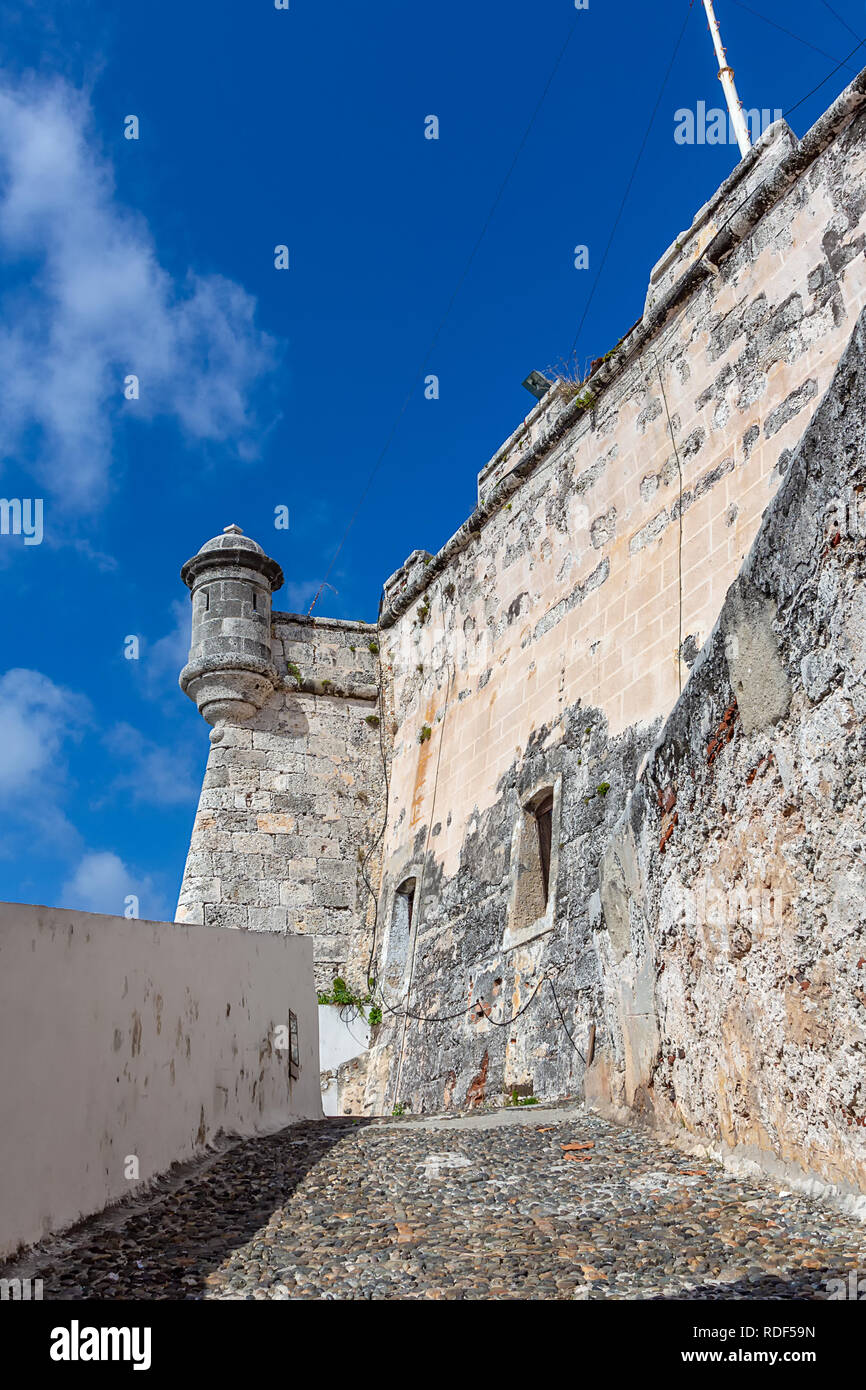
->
[[339, 2, 866, 1102], [354, 611, 590, 1076], [391, 591, 456, 1101], [652, 350, 686, 698], [783, 35, 866, 118]]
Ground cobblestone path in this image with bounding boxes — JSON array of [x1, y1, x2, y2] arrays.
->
[[8, 1105, 865, 1300]]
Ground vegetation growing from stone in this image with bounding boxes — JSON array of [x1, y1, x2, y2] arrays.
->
[[174, 98, 866, 1172], [317, 976, 375, 1021]]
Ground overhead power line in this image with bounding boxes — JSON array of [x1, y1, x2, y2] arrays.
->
[[308, 14, 581, 614], [568, 1, 696, 362], [783, 34, 866, 117], [820, 0, 864, 42], [728, 0, 863, 73]]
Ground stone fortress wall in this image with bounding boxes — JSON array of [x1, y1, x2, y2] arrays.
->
[[593, 309, 866, 1201], [361, 77, 866, 1126], [177, 69, 866, 1197], [177, 560, 385, 992]]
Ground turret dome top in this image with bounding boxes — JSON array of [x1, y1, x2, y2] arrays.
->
[[180, 524, 284, 592], [197, 524, 267, 557]]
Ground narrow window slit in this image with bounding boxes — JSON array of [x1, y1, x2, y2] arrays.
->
[[535, 792, 554, 906]]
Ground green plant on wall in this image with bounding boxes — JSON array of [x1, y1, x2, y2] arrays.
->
[[419, 724, 432, 744], [285, 662, 302, 688], [365, 714, 380, 728], [317, 976, 375, 1020]]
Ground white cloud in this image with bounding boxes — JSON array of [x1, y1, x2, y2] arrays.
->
[[60, 849, 167, 919], [102, 721, 199, 807], [0, 667, 89, 859], [0, 669, 174, 916], [0, 667, 88, 800], [142, 600, 192, 704], [0, 74, 280, 504], [284, 578, 323, 612]]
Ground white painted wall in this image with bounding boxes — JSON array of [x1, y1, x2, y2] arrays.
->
[[0, 902, 322, 1258], [318, 1005, 370, 1116]]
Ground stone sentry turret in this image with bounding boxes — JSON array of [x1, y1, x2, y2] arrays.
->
[[179, 524, 284, 729], [176, 522, 384, 998]]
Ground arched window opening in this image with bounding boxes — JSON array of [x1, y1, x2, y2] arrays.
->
[[504, 780, 561, 951], [385, 877, 416, 992]]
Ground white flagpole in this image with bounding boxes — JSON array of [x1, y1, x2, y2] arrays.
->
[[702, 0, 752, 157]]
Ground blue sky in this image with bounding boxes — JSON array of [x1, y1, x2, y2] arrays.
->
[[0, 0, 862, 920]]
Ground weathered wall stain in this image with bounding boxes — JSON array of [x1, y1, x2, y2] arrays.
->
[[0, 904, 321, 1258], [174, 78, 866, 1193], [593, 310, 866, 1195]]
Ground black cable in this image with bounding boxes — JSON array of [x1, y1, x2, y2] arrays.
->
[[308, 15, 580, 614], [359, 615, 391, 993], [548, 978, 587, 1063], [355, 2, 864, 1063], [343, 0, 866, 1065], [728, 0, 862, 72], [381, 969, 549, 1029], [568, 0, 695, 364], [688, 49, 862, 268], [820, 0, 864, 42], [653, 351, 685, 697], [391, 619, 455, 1097], [568, 3, 865, 372], [356, 607, 468, 1030], [783, 34, 866, 117], [350, 635, 592, 1058]]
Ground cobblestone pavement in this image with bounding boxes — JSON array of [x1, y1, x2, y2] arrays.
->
[[7, 1105, 865, 1300]]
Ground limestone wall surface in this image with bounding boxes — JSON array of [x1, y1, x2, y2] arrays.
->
[[356, 78, 866, 1122], [593, 304, 866, 1202], [174, 72, 866, 1183], [0, 902, 320, 1258]]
